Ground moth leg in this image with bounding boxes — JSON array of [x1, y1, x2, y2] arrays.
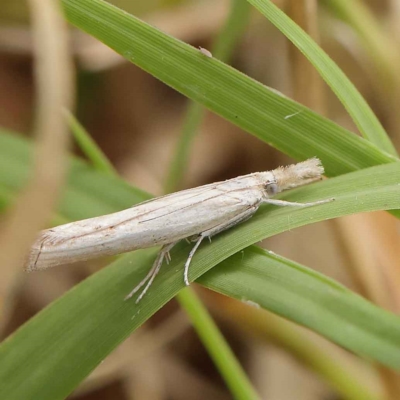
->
[[183, 235, 206, 286], [125, 241, 179, 303], [264, 198, 334, 208], [183, 204, 259, 286]]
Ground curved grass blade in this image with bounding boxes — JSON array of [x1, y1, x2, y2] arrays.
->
[[200, 247, 400, 369], [60, 0, 398, 177], [246, 0, 397, 156], [1, 150, 400, 399]]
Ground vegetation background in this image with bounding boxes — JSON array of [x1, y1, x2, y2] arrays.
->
[[0, 0, 400, 399]]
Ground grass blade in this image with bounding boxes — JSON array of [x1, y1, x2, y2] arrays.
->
[[246, 0, 397, 156], [61, 0, 398, 176], [200, 247, 400, 369], [1, 132, 400, 399]]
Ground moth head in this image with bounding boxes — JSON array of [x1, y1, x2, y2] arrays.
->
[[271, 157, 324, 192]]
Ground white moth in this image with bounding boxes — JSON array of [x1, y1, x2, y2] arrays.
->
[[25, 158, 332, 303]]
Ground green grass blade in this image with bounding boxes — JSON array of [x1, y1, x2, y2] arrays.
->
[[1, 163, 400, 398], [164, 101, 206, 193], [178, 288, 259, 400], [246, 0, 397, 156], [1, 132, 400, 399], [199, 247, 400, 369], [165, 0, 251, 197], [324, 0, 400, 91], [211, 0, 252, 61], [60, 0, 398, 177], [65, 110, 117, 176], [0, 132, 151, 220]]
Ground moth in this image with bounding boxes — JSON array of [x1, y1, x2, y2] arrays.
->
[[25, 157, 332, 303]]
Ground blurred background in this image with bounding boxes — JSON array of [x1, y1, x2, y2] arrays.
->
[[0, 0, 400, 399]]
